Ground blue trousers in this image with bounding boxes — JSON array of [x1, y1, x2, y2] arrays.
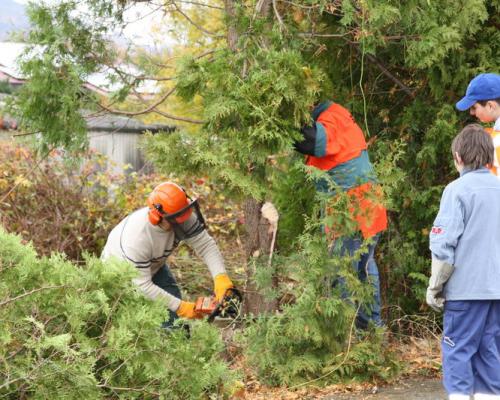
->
[[442, 300, 500, 396], [152, 264, 182, 328], [332, 235, 383, 329]]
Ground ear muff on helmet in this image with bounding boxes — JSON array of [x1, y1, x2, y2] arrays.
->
[[148, 204, 164, 225]]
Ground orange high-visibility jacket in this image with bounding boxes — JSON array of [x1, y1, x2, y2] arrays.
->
[[300, 102, 387, 239]]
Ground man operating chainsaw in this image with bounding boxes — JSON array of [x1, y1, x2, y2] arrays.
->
[[101, 181, 236, 328]]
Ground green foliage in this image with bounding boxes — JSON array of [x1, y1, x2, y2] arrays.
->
[[241, 213, 399, 386], [146, 44, 322, 200], [12, 0, 500, 388], [377, 103, 461, 313], [9, 0, 122, 153], [242, 155, 403, 385], [0, 142, 146, 261], [0, 142, 243, 265], [270, 157, 316, 253], [0, 227, 235, 399], [147, 0, 500, 339], [298, 0, 499, 326]]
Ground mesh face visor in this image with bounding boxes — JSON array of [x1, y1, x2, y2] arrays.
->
[[163, 199, 207, 240]]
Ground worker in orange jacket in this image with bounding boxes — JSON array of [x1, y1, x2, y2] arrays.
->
[[294, 101, 387, 328]]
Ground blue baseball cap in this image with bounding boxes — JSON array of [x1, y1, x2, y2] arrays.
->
[[456, 73, 500, 111]]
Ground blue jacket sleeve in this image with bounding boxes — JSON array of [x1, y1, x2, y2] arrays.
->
[[429, 184, 465, 265]]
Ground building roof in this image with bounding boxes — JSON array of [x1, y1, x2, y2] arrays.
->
[[84, 111, 174, 134], [0, 102, 175, 134]]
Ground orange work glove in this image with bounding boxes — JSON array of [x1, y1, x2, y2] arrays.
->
[[176, 301, 204, 319], [213, 273, 234, 303]]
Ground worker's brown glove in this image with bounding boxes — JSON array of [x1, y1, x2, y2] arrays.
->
[[213, 273, 234, 303], [176, 301, 204, 319]]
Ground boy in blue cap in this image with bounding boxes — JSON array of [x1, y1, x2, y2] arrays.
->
[[456, 73, 500, 177], [426, 124, 500, 400]]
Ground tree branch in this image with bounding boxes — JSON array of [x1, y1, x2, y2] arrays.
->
[[298, 32, 352, 38], [255, 0, 271, 16], [171, 1, 224, 37], [363, 52, 416, 98], [95, 91, 204, 124], [224, 0, 239, 51], [96, 86, 176, 117], [272, 0, 286, 32], [153, 109, 205, 124], [0, 147, 52, 205], [0, 285, 68, 307], [338, 39, 416, 98], [96, 383, 160, 395], [177, 0, 224, 10]]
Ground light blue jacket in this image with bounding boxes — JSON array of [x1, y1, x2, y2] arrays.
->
[[430, 168, 500, 300]]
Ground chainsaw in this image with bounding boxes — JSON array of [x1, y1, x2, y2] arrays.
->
[[195, 288, 243, 323]]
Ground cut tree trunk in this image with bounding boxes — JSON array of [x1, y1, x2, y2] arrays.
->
[[242, 198, 278, 315]]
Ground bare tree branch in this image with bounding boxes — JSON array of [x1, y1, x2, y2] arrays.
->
[[177, 0, 224, 10], [366, 53, 415, 97], [299, 32, 419, 41], [153, 109, 205, 124], [171, 1, 224, 37], [298, 32, 352, 38], [96, 383, 160, 395], [272, 0, 286, 32], [0, 147, 52, 205], [96, 86, 176, 117], [303, 34, 416, 98], [254, 0, 271, 16], [357, 49, 416, 98], [95, 87, 204, 124]]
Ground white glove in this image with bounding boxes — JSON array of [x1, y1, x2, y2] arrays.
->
[[261, 202, 279, 266], [426, 291, 445, 312], [426, 258, 454, 312]]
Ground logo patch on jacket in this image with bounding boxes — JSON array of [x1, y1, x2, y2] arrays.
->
[[431, 227, 443, 234]]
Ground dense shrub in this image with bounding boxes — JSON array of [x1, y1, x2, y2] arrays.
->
[[0, 143, 143, 260], [241, 177, 402, 386], [0, 227, 236, 399], [9, 0, 498, 388]]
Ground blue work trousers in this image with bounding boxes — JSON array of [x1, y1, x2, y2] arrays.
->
[[332, 235, 383, 329], [152, 264, 182, 329], [442, 300, 500, 396]]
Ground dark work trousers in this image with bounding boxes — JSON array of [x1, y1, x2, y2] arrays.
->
[[442, 300, 500, 396], [151, 264, 182, 329], [331, 234, 382, 329]]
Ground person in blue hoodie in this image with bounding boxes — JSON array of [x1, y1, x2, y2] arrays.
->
[[427, 124, 500, 400]]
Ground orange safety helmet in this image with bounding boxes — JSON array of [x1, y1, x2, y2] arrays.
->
[[147, 182, 193, 225]]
